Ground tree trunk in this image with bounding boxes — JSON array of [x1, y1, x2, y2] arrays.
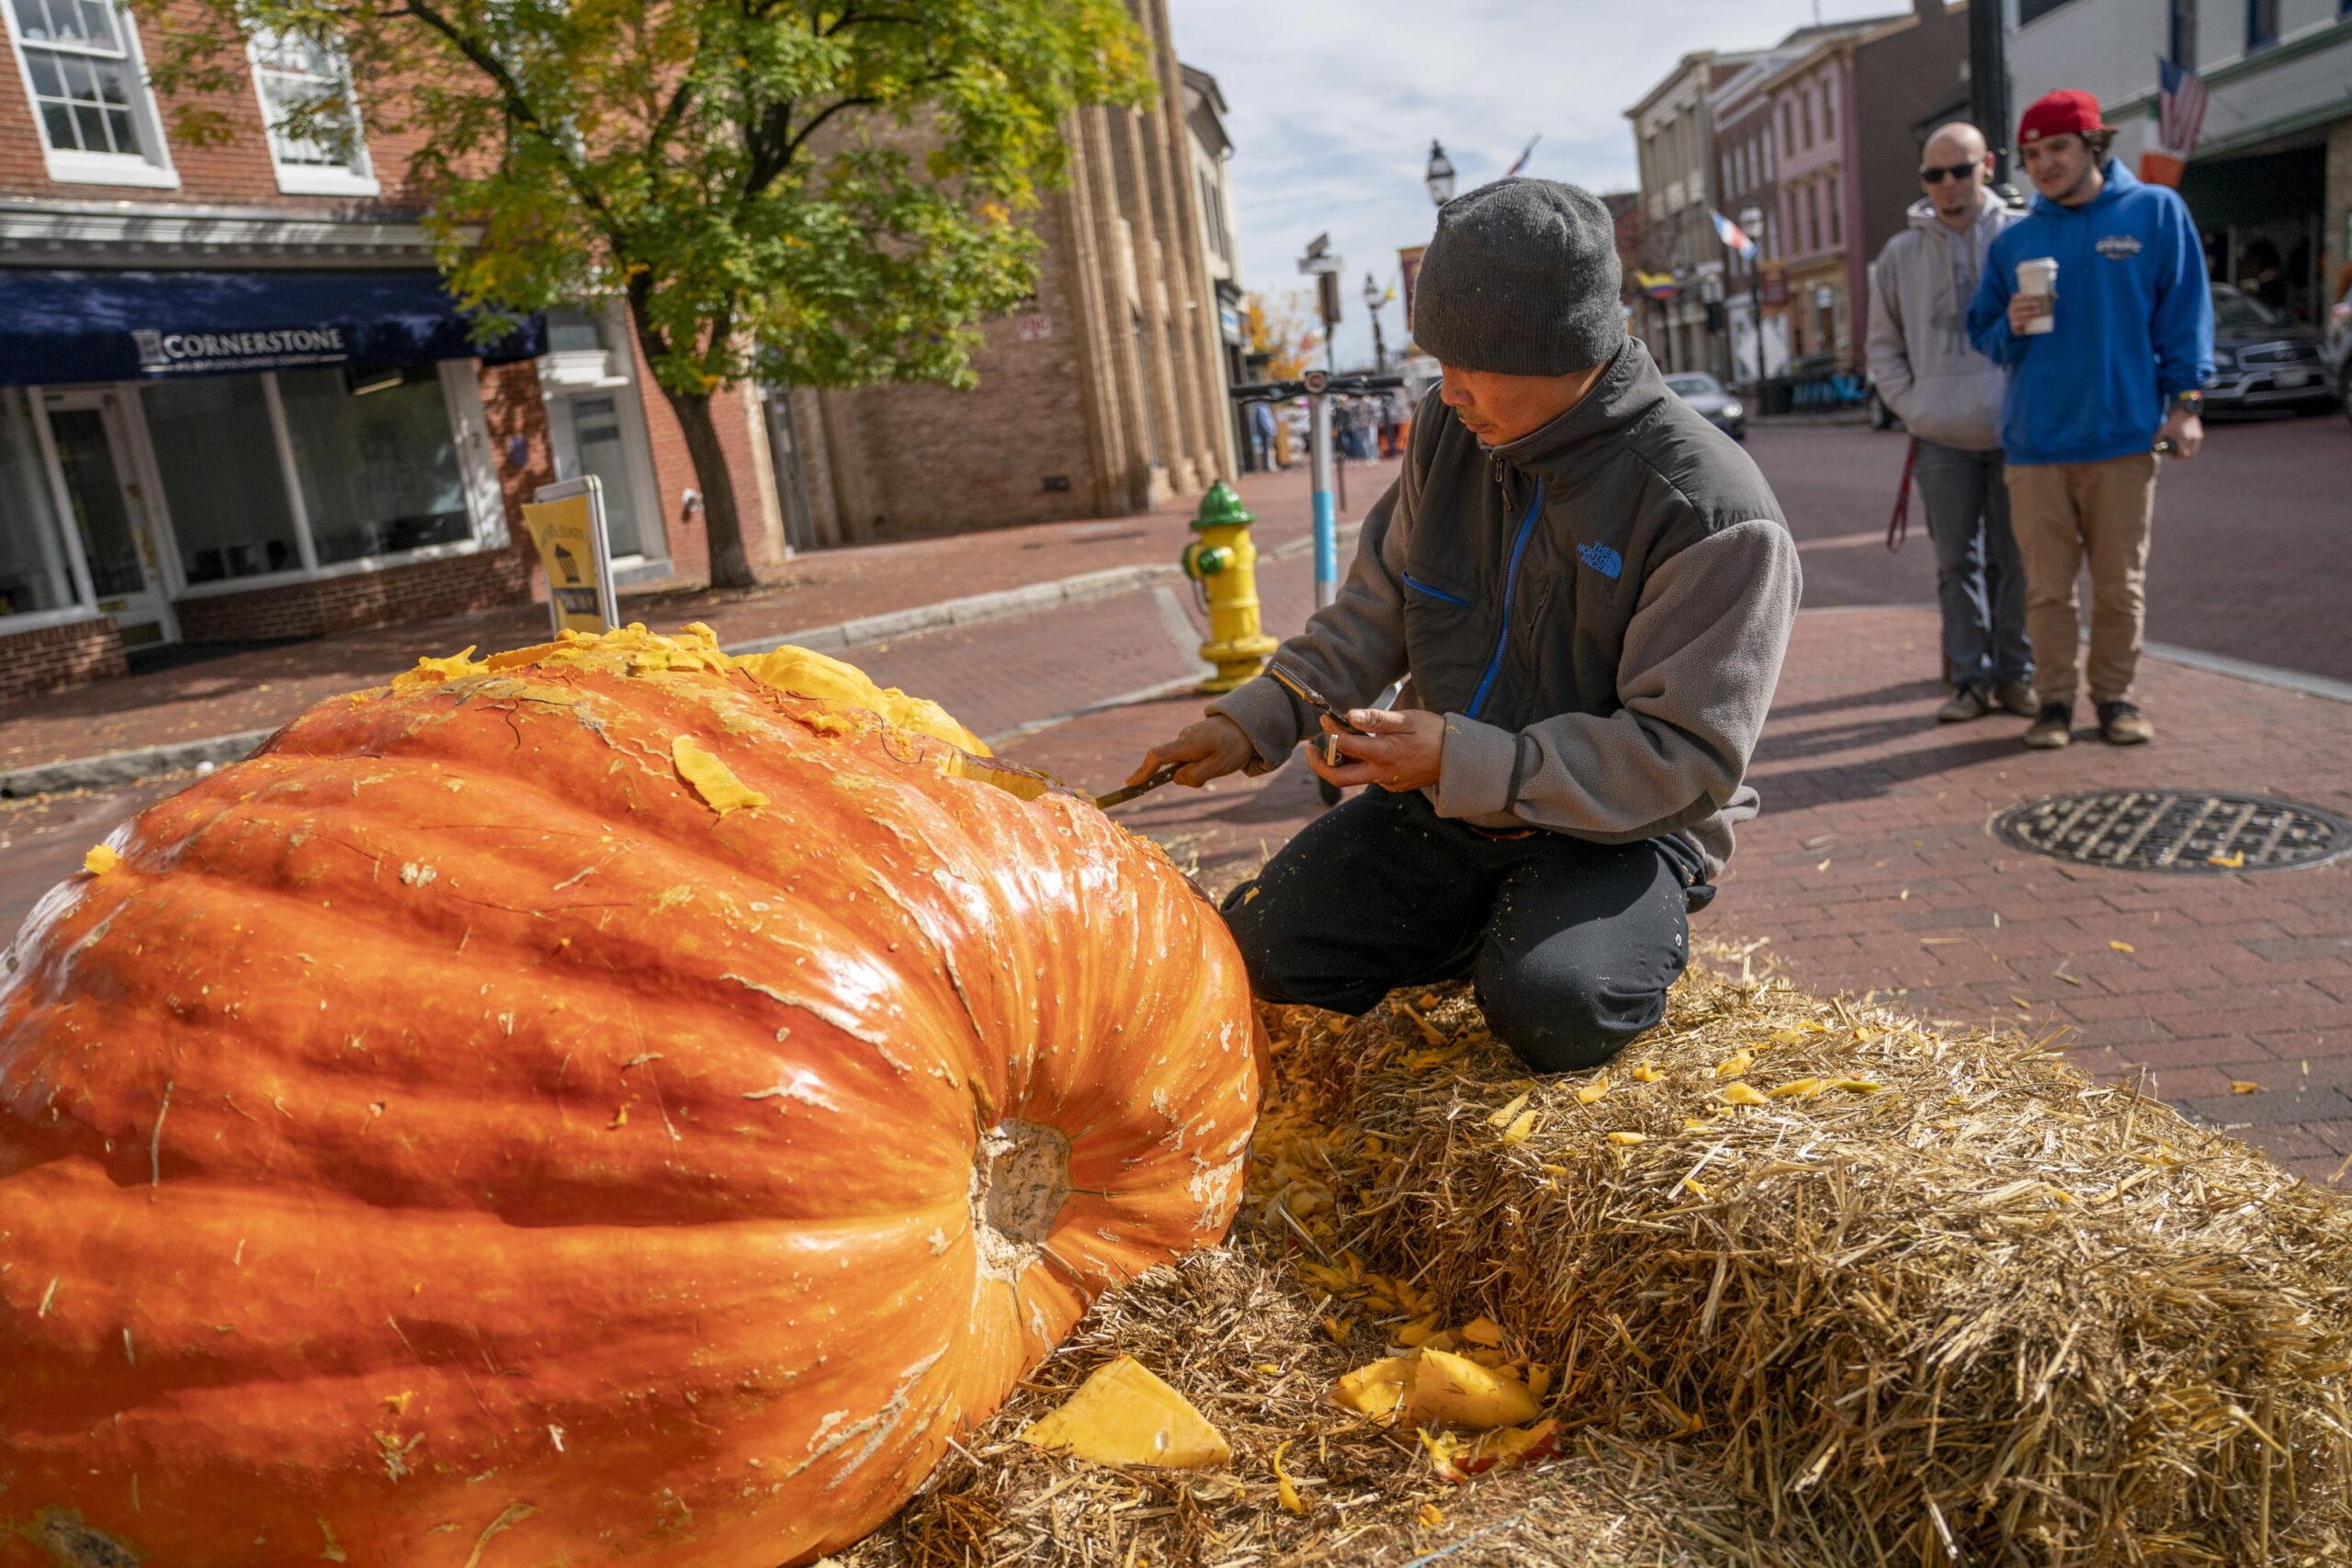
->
[[662, 386, 757, 590]]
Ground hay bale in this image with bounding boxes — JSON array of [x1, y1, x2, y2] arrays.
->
[[1286, 961, 2352, 1563], [843, 954, 2352, 1566]]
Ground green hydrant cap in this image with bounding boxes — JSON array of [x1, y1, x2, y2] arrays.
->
[[1191, 480, 1254, 532]]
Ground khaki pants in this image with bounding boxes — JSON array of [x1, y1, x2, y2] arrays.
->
[[2005, 452, 2158, 708]]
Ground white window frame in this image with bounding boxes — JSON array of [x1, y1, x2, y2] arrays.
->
[[0, 387, 104, 635], [2, 0, 177, 188], [133, 361, 503, 603], [245, 27, 378, 197]]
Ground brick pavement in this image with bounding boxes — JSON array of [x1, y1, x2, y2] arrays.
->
[[994, 605, 2352, 1187], [0, 455, 1398, 774]]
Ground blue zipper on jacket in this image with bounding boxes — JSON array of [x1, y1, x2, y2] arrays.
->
[[1400, 572, 1470, 606], [1466, 479, 1544, 720]]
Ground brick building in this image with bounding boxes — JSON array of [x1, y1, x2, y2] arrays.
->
[[0, 0, 1231, 697], [782, 2, 1233, 547], [1752, 1, 1972, 371]]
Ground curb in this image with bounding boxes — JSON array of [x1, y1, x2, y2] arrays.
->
[[0, 522, 1362, 800]]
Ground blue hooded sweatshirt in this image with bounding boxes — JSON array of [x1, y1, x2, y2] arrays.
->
[[1966, 160, 2214, 467]]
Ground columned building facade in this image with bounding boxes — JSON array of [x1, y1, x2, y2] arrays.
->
[[785, 0, 1237, 546]]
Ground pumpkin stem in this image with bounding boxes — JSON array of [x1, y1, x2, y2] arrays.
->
[[970, 1118, 1072, 1281]]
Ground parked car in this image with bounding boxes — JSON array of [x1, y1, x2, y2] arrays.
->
[[1664, 371, 1747, 440], [2203, 283, 2335, 417], [2325, 276, 2351, 428]]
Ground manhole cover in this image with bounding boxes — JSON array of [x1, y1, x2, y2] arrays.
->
[[1992, 789, 2350, 874]]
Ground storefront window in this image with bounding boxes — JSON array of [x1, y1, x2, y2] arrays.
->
[[278, 365, 469, 564], [0, 389, 80, 618], [142, 376, 300, 583]]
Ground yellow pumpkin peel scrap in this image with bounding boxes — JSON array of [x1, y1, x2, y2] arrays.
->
[[1018, 1355, 1230, 1469], [82, 843, 119, 876], [670, 736, 770, 817], [1271, 1439, 1308, 1514], [1720, 1082, 1770, 1107]]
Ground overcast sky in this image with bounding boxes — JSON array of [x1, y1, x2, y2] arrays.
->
[[1169, 0, 1908, 370]]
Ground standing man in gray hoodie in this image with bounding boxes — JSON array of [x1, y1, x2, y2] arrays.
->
[[1865, 122, 2033, 724], [1123, 179, 1801, 1076]]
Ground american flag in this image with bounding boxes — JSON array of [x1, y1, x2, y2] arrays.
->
[[2155, 56, 2208, 157], [1504, 135, 1541, 178]]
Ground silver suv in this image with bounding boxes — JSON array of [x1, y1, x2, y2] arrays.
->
[[2204, 283, 2334, 416]]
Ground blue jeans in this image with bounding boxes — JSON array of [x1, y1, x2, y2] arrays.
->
[[1914, 440, 2031, 687]]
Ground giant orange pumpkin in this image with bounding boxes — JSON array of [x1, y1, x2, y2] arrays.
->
[[0, 624, 1257, 1567]]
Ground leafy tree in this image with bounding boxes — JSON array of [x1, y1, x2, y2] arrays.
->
[[143, 1, 1154, 588], [1242, 289, 1317, 382]]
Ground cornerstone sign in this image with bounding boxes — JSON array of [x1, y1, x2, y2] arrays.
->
[[130, 324, 353, 377]]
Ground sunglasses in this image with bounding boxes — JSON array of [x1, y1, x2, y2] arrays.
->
[[1920, 161, 1980, 184]]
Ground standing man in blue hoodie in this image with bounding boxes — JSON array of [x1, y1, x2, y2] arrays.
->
[[1967, 90, 2213, 750]]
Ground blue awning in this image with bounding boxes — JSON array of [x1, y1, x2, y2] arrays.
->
[[0, 268, 546, 387]]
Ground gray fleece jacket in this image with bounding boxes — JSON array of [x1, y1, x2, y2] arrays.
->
[[1864, 188, 2018, 450], [1209, 340, 1801, 881]]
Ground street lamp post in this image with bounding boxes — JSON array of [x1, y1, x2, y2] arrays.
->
[[1739, 203, 1767, 398], [1425, 141, 1455, 207], [1363, 273, 1387, 373]]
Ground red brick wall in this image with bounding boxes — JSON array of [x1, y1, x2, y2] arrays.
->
[[625, 338, 787, 584], [0, 0, 433, 208], [172, 544, 534, 641], [0, 616, 128, 702]]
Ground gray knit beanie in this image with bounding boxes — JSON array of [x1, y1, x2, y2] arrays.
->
[[1412, 178, 1626, 376]]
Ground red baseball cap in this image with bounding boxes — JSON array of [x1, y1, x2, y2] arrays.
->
[[2018, 90, 2109, 146]]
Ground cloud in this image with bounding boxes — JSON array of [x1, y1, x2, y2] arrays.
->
[[1170, 0, 1910, 368]]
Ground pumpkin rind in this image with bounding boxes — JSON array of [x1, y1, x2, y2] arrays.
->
[[0, 625, 1257, 1567]]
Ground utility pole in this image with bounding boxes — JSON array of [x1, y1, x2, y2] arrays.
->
[[1970, 0, 2012, 187]]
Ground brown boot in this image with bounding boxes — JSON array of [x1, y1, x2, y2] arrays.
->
[[1936, 684, 1991, 723], [2024, 704, 2074, 750], [2097, 700, 2154, 745], [1993, 679, 2038, 716]]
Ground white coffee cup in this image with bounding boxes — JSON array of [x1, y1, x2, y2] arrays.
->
[[2016, 257, 2058, 335]]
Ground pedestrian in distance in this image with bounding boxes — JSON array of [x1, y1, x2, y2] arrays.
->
[[1125, 179, 1801, 1076], [1379, 387, 1409, 458], [1966, 89, 2214, 750], [1249, 399, 1278, 471], [1865, 121, 2035, 726]]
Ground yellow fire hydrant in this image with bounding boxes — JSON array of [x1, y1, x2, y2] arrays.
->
[[1182, 481, 1279, 694]]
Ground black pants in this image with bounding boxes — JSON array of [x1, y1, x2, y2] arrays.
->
[[1221, 788, 1694, 1074]]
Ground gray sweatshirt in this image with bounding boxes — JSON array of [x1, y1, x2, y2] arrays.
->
[[1864, 188, 2018, 451], [1208, 341, 1801, 881]]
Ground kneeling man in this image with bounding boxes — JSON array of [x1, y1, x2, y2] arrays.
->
[[1130, 179, 1801, 1073]]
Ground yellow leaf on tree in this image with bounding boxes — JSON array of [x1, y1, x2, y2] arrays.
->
[[1018, 1355, 1230, 1469], [671, 736, 769, 817], [1457, 1316, 1505, 1348], [1720, 1082, 1770, 1107], [1484, 1092, 1531, 1131], [1575, 1074, 1610, 1105], [1410, 1349, 1541, 1430], [82, 843, 119, 876], [1329, 1356, 1417, 1424]]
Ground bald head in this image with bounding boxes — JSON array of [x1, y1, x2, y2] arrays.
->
[[1918, 122, 1993, 225], [1924, 122, 1988, 164]]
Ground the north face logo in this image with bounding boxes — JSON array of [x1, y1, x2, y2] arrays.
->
[[2096, 234, 2143, 260], [1577, 542, 1623, 579]]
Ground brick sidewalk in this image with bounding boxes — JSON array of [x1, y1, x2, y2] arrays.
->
[[0, 456, 1398, 775], [999, 606, 2352, 1186]]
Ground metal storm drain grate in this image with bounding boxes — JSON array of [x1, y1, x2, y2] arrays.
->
[[1992, 789, 2351, 874]]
